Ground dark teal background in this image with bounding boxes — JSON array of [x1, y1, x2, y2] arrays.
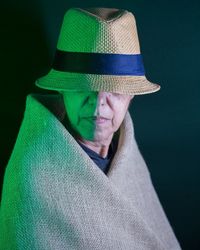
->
[[1, 0, 200, 249]]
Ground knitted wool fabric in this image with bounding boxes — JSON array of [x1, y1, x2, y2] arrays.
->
[[0, 94, 181, 250]]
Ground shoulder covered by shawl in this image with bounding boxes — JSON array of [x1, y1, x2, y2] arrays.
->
[[0, 93, 181, 250]]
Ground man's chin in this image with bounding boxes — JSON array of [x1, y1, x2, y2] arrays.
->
[[93, 132, 113, 144]]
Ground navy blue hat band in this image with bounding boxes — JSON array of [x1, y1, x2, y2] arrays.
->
[[52, 50, 145, 76]]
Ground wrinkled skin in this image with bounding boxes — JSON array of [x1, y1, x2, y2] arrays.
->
[[61, 91, 134, 157]]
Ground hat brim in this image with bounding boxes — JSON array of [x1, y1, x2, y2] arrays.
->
[[35, 69, 160, 95]]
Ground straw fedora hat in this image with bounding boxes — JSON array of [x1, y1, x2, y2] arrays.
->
[[35, 7, 160, 95]]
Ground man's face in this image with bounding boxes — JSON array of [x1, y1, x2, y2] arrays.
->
[[62, 91, 133, 144]]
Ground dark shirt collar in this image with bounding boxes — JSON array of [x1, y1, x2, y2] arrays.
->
[[77, 138, 118, 174]]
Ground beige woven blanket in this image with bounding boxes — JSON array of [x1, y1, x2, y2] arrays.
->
[[0, 94, 181, 249]]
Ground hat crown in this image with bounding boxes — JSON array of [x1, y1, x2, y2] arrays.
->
[[57, 7, 141, 54], [76, 7, 126, 22]]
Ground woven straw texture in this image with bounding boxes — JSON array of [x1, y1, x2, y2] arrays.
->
[[35, 8, 160, 95], [0, 94, 181, 249]]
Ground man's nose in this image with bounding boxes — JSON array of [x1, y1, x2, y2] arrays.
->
[[88, 92, 110, 106], [97, 92, 110, 105]]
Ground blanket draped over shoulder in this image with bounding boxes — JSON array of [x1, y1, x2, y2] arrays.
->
[[0, 94, 181, 250]]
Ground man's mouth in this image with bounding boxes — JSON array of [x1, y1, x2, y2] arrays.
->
[[84, 116, 110, 124], [94, 116, 110, 124]]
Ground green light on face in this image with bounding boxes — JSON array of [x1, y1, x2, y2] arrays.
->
[[62, 91, 99, 141]]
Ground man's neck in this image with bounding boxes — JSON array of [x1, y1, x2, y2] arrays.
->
[[76, 136, 113, 158]]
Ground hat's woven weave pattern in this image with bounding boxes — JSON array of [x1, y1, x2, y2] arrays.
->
[[57, 8, 140, 54], [40, 71, 158, 95], [35, 8, 161, 95]]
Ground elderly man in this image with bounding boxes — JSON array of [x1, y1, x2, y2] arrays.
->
[[0, 7, 181, 249], [61, 90, 133, 174]]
